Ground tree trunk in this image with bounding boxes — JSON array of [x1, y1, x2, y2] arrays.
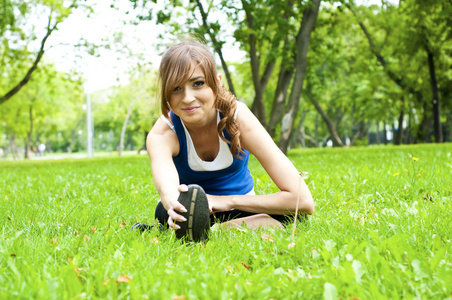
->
[[314, 114, 319, 146], [290, 109, 307, 148], [416, 100, 431, 143], [46, 138, 52, 153], [241, 0, 266, 124], [376, 121, 381, 145], [119, 101, 134, 156], [138, 131, 148, 154], [277, 0, 321, 153], [447, 113, 452, 142], [267, 37, 294, 138], [351, 119, 367, 145], [382, 121, 388, 144], [300, 110, 307, 148], [309, 95, 344, 147], [404, 112, 412, 144], [267, 66, 293, 138], [69, 129, 77, 153], [68, 118, 84, 153], [448, 114, 452, 142], [305, 134, 319, 147], [25, 105, 33, 159], [334, 107, 344, 130], [10, 132, 18, 160], [393, 108, 404, 145], [250, 62, 275, 126], [426, 45, 442, 143]]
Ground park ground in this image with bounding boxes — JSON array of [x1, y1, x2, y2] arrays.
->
[[0, 143, 451, 299]]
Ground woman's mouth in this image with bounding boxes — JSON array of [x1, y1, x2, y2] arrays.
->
[[182, 107, 199, 114]]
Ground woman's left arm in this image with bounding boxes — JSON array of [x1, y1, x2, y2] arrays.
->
[[209, 102, 314, 215]]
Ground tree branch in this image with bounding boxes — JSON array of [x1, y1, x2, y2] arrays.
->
[[343, 1, 410, 89], [0, 18, 58, 105], [195, 0, 236, 96]]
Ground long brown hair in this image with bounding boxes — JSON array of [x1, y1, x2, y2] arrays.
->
[[159, 41, 244, 158]]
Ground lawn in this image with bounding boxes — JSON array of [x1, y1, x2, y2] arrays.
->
[[1, 144, 451, 299]]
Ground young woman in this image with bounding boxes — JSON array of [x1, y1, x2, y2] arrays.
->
[[136, 40, 314, 240]]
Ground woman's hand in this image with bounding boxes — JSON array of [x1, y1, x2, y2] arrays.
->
[[166, 185, 189, 229], [207, 194, 232, 213]]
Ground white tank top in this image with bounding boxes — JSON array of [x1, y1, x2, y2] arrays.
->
[[161, 107, 239, 172], [182, 113, 233, 171]]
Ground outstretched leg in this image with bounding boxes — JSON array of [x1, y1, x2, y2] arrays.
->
[[221, 214, 284, 230]]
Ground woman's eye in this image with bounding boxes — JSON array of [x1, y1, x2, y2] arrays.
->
[[173, 86, 182, 92], [193, 81, 205, 87]]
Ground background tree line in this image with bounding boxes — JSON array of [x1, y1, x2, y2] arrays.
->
[[1, 0, 451, 159]]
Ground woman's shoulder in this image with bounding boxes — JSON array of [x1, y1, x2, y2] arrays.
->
[[149, 115, 177, 137], [236, 101, 268, 149], [235, 101, 252, 120], [236, 100, 248, 111], [147, 115, 180, 156], [235, 101, 256, 126]]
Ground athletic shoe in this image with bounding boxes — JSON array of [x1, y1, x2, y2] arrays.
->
[[175, 184, 210, 242]]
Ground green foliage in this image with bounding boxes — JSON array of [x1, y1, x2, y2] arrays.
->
[[91, 67, 158, 152], [0, 63, 85, 155], [0, 144, 451, 298], [0, 0, 16, 35], [2, 0, 451, 158], [126, 0, 451, 146], [0, 63, 158, 156], [341, 0, 452, 141], [0, 0, 87, 105]]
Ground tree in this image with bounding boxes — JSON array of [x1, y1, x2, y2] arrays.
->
[[0, 0, 87, 105], [277, 0, 321, 153], [126, 0, 238, 95], [92, 67, 158, 155], [402, 0, 452, 143], [127, 0, 322, 152], [124, 0, 450, 150], [341, 0, 452, 143], [0, 63, 85, 159]]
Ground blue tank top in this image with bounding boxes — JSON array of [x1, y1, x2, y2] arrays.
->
[[171, 111, 254, 196]]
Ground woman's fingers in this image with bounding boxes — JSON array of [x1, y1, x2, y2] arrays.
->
[[177, 184, 188, 193], [167, 216, 180, 230], [169, 198, 187, 214], [167, 185, 190, 229], [167, 207, 186, 222], [170, 186, 188, 213]]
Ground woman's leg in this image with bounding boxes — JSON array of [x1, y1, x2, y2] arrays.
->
[[156, 202, 306, 230], [221, 214, 284, 230], [213, 210, 308, 230], [154, 201, 169, 227], [156, 204, 259, 228]]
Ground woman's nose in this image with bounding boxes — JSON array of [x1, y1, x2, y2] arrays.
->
[[182, 87, 195, 102]]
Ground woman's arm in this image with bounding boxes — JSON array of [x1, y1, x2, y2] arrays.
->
[[147, 117, 188, 228], [209, 102, 314, 215]]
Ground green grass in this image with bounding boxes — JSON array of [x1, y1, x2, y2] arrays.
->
[[1, 144, 451, 299]]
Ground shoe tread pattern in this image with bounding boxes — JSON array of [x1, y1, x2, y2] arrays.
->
[[175, 184, 210, 242]]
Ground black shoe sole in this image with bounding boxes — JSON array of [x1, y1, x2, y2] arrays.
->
[[175, 184, 210, 242]]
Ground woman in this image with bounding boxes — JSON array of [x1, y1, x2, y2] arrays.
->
[[136, 40, 314, 241]]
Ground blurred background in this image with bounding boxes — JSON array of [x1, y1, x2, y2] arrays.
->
[[1, 0, 451, 160]]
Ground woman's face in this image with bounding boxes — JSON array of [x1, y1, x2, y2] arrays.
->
[[169, 65, 217, 127]]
